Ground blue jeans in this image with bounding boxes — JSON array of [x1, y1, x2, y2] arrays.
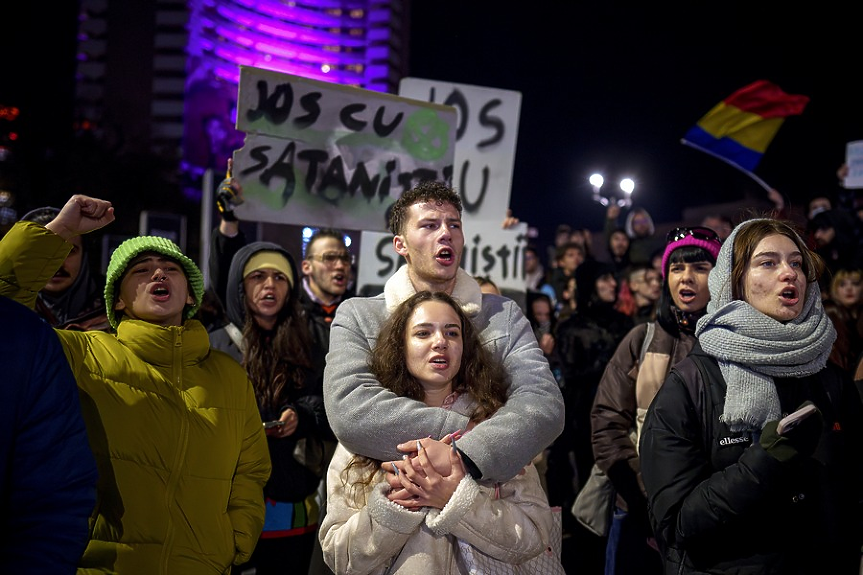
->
[[604, 507, 627, 575], [605, 506, 662, 575]]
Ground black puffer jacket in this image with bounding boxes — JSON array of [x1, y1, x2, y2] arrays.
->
[[640, 343, 863, 574]]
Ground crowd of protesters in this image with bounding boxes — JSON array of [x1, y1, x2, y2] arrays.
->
[[4, 163, 863, 575]]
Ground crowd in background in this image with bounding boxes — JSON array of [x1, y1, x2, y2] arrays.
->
[[513, 163, 863, 574]]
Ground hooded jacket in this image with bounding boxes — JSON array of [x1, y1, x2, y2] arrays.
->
[[19, 205, 109, 331], [209, 241, 331, 516], [209, 241, 301, 363], [1, 222, 271, 574], [34, 253, 109, 331]]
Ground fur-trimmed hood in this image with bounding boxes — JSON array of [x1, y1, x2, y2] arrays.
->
[[383, 266, 482, 317]]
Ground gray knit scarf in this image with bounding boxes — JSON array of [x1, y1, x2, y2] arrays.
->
[[695, 219, 836, 432]]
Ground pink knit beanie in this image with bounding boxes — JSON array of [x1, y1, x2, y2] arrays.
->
[[661, 228, 722, 278]]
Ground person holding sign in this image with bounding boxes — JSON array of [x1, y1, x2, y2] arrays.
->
[[323, 180, 564, 488], [640, 217, 863, 574]]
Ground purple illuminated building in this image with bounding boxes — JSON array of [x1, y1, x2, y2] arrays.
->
[[73, 0, 408, 199]]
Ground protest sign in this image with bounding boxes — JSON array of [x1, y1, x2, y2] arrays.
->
[[232, 66, 457, 231], [844, 140, 863, 189], [355, 222, 529, 297], [398, 78, 522, 224]]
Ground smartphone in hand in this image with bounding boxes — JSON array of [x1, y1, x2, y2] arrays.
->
[[777, 404, 817, 435], [263, 420, 285, 429]]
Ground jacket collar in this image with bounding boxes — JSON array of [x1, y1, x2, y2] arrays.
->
[[384, 266, 482, 317], [115, 319, 210, 367]]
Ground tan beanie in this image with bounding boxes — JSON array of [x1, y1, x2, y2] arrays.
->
[[243, 251, 294, 288]]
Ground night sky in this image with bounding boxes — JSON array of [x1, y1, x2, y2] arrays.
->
[[2, 4, 860, 247], [406, 4, 862, 239]]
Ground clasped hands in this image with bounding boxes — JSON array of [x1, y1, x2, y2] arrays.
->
[[382, 433, 466, 510]]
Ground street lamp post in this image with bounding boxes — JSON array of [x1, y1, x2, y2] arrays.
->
[[589, 173, 606, 206], [590, 173, 634, 208]]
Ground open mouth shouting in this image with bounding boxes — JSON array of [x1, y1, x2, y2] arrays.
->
[[150, 282, 171, 301], [257, 291, 280, 309], [435, 247, 455, 266], [778, 285, 799, 306], [429, 354, 450, 370], [677, 287, 698, 306]]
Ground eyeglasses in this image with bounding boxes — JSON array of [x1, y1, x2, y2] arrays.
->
[[306, 252, 355, 266], [665, 226, 721, 245]]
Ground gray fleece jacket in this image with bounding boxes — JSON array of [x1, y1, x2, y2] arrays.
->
[[323, 266, 565, 482]]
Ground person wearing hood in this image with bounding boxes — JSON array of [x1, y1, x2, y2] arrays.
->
[[0, 194, 271, 574], [606, 227, 632, 280], [625, 207, 664, 266], [592, 226, 721, 575], [210, 241, 334, 575], [19, 206, 110, 331], [640, 217, 863, 574]]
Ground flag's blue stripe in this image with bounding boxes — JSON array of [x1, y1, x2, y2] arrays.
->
[[683, 126, 762, 172]]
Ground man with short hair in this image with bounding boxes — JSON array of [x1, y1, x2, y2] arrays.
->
[[324, 180, 564, 483], [524, 244, 557, 307], [547, 223, 572, 270], [301, 228, 353, 334], [523, 244, 546, 291]]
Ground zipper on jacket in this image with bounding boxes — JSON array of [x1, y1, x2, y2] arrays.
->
[[160, 327, 191, 572]]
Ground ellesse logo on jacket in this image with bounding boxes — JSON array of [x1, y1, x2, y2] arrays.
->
[[718, 435, 752, 447]]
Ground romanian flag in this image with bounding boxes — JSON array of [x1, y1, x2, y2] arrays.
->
[[682, 80, 809, 173]]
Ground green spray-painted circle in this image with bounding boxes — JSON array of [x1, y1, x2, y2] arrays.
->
[[401, 109, 450, 161]]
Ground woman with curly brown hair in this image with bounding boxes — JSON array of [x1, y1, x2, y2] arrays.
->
[[320, 291, 562, 574]]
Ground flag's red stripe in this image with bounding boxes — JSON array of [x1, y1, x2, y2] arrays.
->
[[724, 79, 809, 119]]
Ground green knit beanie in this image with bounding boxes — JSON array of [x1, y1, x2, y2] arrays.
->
[[104, 236, 204, 330]]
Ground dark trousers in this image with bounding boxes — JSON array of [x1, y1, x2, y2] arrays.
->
[[233, 530, 316, 575]]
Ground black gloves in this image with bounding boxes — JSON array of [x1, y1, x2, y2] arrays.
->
[[215, 178, 243, 221], [759, 401, 823, 464]]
